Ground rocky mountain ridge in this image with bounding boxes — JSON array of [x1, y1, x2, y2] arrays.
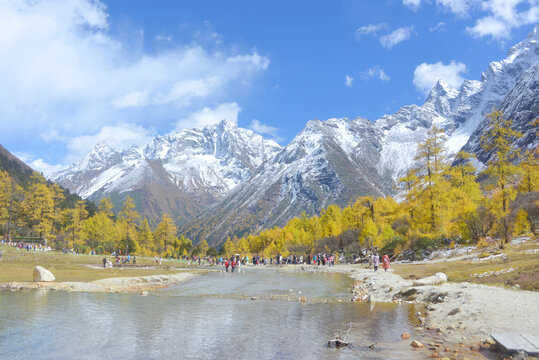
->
[[51, 121, 282, 224]]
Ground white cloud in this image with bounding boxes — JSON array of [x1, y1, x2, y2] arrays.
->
[[39, 129, 67, 143], [467, 0, 538, 39], [468, 16, 509, 38], [249, 119, 283, 142], [403, 0, 424, 10], [175, 102, 241, 130], [13, 152, 66, 177], [436, 0, 474, 17], [355, 23, 387, 39], [413, 60, 467, 94], [66, 122, 154, 161], [0, 0, 269, 163], [155, 77, 221, 107], [361, 66, 391, 81], [430, 0, 538, 39], [29, 159, 67, 178], [430, 22, 447, 32], [345, 75, 354, 87], [226, 52, 270, 71], [156, 35, 173, 43], [112, 91, 149, 108], [380, 26, 414, 48]]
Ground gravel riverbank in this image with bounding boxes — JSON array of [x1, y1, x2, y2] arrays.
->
[[281, 264, 539, 346], [0, 272, 197, 293]]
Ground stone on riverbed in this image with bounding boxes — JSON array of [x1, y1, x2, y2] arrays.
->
[[448, 307, 463, 316], [393, 287, 419, 301], [33, 266, 55, 282], [412, 272, 447, 286]]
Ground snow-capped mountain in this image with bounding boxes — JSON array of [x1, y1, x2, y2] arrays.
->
[[181, 116, 387, 242], [52, 120, 282, 223], [462, 62, 539, 162], [52, 26, 539, 243], [143, 120, 281, 198]]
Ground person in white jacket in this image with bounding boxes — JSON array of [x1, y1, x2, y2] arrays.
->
[[373, 253, 380, 271]]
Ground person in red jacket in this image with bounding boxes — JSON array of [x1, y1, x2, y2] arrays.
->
[[382, 253, 390, 271], [225, 259, 229, 272]]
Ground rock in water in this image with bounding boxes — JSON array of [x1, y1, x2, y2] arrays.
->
[[411, 340, 424, 348], [33, 266, 55, 282]]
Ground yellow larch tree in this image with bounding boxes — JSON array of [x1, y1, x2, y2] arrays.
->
[[481, 111, 523, 245], [153, 213, 177, 254]]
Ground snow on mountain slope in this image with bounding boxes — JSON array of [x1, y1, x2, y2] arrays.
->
[[182, 116, 386, 242], [461, 59, 539, 163], [52, 120, 282, 222], [51, 143, 126, 196], [144, 120, 281, 197], [377, 25, 539, 183]]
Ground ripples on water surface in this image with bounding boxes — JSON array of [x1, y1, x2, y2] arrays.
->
[[0, 269, 423, 359]]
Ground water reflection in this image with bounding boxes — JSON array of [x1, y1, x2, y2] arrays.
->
[[0, 270, 423, 360]]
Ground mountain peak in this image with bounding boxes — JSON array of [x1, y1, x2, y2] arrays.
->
[[426, 79, 458, 100], [216, 118, 238, 130], [424, 79, 459, 117], [90, 142, 116, 154], [505, 25, 538, 60], [528, 24, 538, 40]]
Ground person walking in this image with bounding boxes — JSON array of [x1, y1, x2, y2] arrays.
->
[[373, 253, 380, 271], [382, 253, 390, 271]]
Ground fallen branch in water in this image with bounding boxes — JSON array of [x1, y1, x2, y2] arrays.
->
[[328, 323, 352, 348]]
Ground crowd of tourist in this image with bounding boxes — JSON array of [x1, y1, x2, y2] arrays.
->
[[0, 239, 51, 252], [1, 238, 391, 273]]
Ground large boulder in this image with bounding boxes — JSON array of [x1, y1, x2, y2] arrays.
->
[[33, 266, 55, 282], [412, 272, 447, 286]]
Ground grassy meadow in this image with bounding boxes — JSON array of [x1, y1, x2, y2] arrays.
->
[[393, 238, 539, 291], [0, 246, 191, 283]]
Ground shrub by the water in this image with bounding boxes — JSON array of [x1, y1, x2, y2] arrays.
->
[[406, 236, 446, 260], [380, 237, 407, 257]]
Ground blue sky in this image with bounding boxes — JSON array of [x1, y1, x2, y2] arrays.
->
[[0, 0, 537, 174]]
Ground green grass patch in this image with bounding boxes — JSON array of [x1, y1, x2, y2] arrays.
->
[[393, 240, 539, 291]]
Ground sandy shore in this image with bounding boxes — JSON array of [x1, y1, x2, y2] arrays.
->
[[280, 263, 539, 346], [0, 272, 197, 293]]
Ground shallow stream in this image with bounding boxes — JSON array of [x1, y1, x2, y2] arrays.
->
[[0, 269, 423, 359]]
